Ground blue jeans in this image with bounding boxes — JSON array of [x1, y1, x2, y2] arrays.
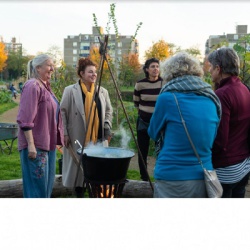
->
[[20, 148, 56, 198], [221, 172, 250, 198]]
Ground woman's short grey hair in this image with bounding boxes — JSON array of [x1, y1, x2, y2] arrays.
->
[[160, 52, 204, 82], [27, 54, 52, 80], [207, 47, 240, 76]]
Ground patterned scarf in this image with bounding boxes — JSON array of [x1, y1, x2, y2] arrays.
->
[[155, 75, 222, 157], [80, 81, 99, 145], [160, 75, 222, 119]]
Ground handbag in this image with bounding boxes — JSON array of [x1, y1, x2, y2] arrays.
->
[[172, 93, 223, 198], [155, 131, 164, 157]]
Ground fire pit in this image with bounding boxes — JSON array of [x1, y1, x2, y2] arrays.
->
[[77, 147, 135, 198]]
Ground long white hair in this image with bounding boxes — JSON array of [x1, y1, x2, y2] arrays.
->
[[26, 54, 52, 80]]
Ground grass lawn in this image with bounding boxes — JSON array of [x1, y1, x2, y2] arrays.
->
[[0, 102, 18, 115], [0, 99, 144, 182], [0, 139, 142, 181]]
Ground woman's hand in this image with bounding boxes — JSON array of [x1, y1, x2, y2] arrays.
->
[[64, 135, 70, 148], [23, 130, 37, 159], [28, 143, 37, 159]]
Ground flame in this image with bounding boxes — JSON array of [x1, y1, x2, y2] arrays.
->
[[99, 185, 115, 198]]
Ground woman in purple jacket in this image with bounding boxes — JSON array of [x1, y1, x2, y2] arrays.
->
[[17, 54, 64, 198], [208, 47, 250, 198]]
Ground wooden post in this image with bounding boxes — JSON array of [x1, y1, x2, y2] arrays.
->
[[0, 176, 154, 198]]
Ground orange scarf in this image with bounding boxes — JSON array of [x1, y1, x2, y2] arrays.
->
[[80, 81, 99, 145]]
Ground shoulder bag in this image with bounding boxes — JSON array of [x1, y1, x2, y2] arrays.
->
[[172, 93, 223, 198]]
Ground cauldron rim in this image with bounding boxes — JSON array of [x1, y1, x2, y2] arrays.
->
[[77, 146, 135, 159]]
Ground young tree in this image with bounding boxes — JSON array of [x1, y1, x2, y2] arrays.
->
[[89, 44, 112, 84], [93, 3, 143, 127], [5, 48, 31, 80], [233, 34, 250, 86], [184, 46, 201, 57], [51, 60, 76, 102], [46, 45, 63, 81], [0, 42, 8, 72], [119, 53, 141, 87], [145, 39, 171, 61]]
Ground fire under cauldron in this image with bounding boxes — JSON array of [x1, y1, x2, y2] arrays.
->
[[77, 147, 135, 198]]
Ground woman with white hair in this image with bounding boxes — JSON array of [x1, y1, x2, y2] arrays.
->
[[148, 52, 221, 198], [17, 54, 64, 198]]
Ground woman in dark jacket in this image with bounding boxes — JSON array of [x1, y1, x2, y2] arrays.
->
[[208, 47, 250, 198]]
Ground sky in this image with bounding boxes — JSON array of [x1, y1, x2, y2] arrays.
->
[[1, 0, 250, 63]]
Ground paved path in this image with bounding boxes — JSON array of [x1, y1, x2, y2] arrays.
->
[[0, 95, 20, 123]]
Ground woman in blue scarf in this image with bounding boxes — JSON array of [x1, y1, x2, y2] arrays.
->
[[148, 52, 221, 198]]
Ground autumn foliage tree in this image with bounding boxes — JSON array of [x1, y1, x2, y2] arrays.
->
[[0, 42, 8, 72], [119, 53, 142, 87], [89, 45, 112, 84], [145, 39, 172, 61]]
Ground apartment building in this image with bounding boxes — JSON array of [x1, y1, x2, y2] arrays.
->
[[2, 37, 22, 54], [64, 26, 139, 67], [205, 25, 249, 55]]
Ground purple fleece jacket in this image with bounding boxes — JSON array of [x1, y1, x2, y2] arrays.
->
[[212, 76, 250, 168], [17, 79, 64, 151]]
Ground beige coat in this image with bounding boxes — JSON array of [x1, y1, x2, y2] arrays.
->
[[60, 82, 113, 188]]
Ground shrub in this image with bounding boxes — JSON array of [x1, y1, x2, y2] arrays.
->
[[0, 89, 12, 104], [121, 90, 133, 102]]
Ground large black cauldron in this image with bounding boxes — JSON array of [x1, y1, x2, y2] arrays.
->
[[77, 147, 135, 182]]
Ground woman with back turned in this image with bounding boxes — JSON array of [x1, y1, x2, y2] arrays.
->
[[148, 52, 221, 198]]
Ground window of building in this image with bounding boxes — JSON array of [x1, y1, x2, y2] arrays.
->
[[118, 42, 122, 48], [73, 42, 77, 47], [73, 56, 77, 62], [80, 42, 90, 50], [94, 36, 99, 42], [73, 49, 77, 54], [234, 35, 238, 40], [109, 42, 116, 50], [79, 53, 89, 58]]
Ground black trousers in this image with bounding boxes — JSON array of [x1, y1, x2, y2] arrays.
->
[[221, 172, 250, 198], [137, 119, 150, 181]]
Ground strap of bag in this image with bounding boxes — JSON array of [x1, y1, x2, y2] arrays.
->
[[172, 93, 205, 170]]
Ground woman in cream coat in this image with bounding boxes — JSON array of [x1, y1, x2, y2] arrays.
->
[[60, 58, 113, 197]]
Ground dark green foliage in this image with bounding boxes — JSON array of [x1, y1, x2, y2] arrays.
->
[[0, 89, 13, 104], [121, 90, 133, 102], [51, 61, 76, 102], [233, 35, 250, 87]]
